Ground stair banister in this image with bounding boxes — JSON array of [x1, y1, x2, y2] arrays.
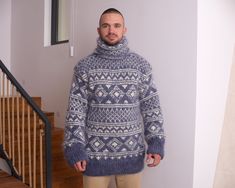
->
[[0, 59, 52, 188]]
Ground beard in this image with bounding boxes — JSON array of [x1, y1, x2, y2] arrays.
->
[[101, 34, 123, 46]]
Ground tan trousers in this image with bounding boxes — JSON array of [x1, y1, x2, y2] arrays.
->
[[83, 173, 142, 188]]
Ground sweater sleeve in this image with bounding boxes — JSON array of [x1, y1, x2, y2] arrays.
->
[[63, 64, 89, 166], [139, 63, 165, 159]]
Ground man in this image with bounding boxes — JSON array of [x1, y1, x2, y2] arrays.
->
[[64, 8, 165, 188]]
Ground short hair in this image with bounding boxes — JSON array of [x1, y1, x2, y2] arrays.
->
[[99, 8, 124, 26], [101, 8, 123, 17]]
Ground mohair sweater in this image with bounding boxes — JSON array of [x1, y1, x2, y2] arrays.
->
[[64, 37, 165, 176]]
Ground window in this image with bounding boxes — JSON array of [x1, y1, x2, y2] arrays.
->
[[51, 0, 69, 45]]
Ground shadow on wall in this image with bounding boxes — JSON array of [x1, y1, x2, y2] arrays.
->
[[213, 47, 235, 188]]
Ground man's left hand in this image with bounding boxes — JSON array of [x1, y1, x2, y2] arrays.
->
[[146, 154, 161, 167]]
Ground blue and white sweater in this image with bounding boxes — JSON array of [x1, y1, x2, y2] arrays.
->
[[64, 37, 165, 176]]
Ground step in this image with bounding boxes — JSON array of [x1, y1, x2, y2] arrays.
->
[[0, 170, 29, 188], [44, 111, 55, 128]]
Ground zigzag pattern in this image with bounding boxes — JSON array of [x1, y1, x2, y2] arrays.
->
[[86, 133, 145, 159], [64, 37, 164, 166], [89, 69, 139, 82], [87, 106, 139, 123], [86, 121, 143, 137]]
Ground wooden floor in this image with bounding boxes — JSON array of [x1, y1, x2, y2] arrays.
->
[[0, 170, 29, 188]]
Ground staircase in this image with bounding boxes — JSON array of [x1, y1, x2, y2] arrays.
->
[[0, 60, 83, 188]]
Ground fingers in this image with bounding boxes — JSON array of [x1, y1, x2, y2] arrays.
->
[[74, 160, 87, 172], [146, 154, 161, 167], [81, 160, 87, 171]]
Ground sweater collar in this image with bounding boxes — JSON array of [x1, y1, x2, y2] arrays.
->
[[94, 36, 129, 60]]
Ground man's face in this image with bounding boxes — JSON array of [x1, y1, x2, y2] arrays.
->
[[97, 13, 127, 46]]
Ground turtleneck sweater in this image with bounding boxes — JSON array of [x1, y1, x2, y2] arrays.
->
[[64, 37, 165, 176]]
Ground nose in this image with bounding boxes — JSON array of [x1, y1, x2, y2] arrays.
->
[[109, 26, 115, 33]]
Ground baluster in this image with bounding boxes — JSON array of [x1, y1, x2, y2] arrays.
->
[[40, 128, 44, 188], [3, 74, 6, 149], [28, 105, 32, 187], [22, 98, 25, 183], [7, 79, 11, 157], [0, 71, 2, 145], [12, 86, 15, 166], [16, 92, 21, 175], [33, 112, 37, 188]]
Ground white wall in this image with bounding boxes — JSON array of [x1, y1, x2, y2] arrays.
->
[[4, 0, 235, 187], [75, 0, 197, 188], [0, 0, 12, 173], [0, 0, 12, 69], [11, 0, 235, 187], [9, 0, 197, 187], [10, 0, 78, 127], [194, 0, 235, 188]]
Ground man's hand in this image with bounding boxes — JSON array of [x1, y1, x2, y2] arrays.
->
[[74, 160, 87, 172], [146, 154, 161, 167]]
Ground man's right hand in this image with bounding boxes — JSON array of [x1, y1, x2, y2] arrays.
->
[[74, 160, 87, 172]]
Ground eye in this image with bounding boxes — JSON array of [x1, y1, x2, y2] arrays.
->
[[114, 23, 122, 28], [101, 24, 109, 28]]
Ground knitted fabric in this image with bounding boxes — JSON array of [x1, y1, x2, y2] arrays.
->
[[64, 37, 165, 176]]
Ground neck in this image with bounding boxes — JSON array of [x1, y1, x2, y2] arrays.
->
[[94, 36, 129, 60]]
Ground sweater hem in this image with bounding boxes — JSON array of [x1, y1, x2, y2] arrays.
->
[[83, 155, 145, 176]]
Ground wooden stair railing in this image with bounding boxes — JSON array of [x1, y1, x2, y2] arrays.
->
[[0, 60, 52, 188]]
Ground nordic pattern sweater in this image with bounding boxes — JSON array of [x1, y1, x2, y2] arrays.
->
[[64, 37, 165, 176]]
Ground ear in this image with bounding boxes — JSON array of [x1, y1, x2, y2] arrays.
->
[[97, 27, 100, 35], [123, 27, 127, 35]]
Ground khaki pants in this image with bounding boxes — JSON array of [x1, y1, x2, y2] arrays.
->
[[83, 173, 142, 188]]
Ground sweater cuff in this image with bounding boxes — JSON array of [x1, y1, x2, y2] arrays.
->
[[147, 137, 165, 159], [64, 143, 88, 166]]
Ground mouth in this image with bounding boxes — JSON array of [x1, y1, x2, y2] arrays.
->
[[106, 34, 117, 40]]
